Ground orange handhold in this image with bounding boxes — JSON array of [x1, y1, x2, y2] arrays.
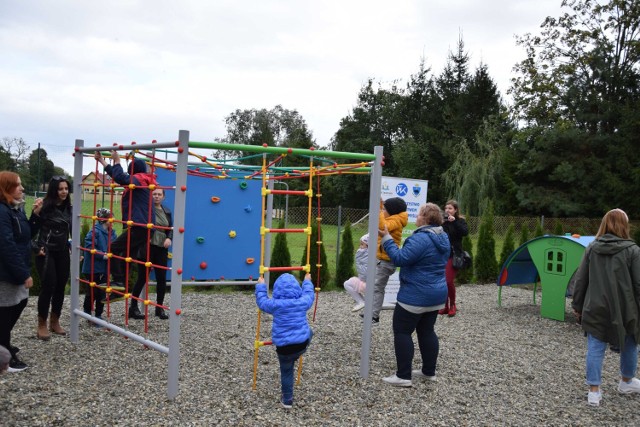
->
[[246, 258, 255, 264], [211, 196, 220, 203]]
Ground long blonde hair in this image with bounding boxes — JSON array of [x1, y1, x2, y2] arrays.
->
[[596, 208, 630, 239]]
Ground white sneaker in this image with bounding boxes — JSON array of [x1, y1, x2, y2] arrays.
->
[[412, 369, 437, 381], [587, 390, 602, 407], [351, 302, 365, 312], [382, 374, 412, 387], [618, 377, 640, 394]]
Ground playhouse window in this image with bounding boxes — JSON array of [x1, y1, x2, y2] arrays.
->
[[544, 249, 566, 275]]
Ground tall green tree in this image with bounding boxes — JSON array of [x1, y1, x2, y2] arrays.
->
[[474, 203, 498, 283], [510, 0, 640, 217], [335, 222, 355, 289], [499, 223, 516, 269]]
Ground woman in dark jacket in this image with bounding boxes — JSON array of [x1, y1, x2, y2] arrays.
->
[[34, 176, 72, 340], [572, 208, 640, 407], [440, 199, 468, 317], [379, 203, 450, 387], [0, 172, 41, 371]]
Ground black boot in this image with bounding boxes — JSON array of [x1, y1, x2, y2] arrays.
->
[[128, 305, 145, 320], [155, 307, 169, 320]]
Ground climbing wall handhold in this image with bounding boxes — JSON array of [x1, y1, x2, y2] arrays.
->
[[229, 230, 237, 238]]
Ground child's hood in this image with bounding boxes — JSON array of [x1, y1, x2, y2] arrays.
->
[[272, 273, 302, 299]]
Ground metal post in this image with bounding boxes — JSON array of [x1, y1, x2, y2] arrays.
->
[[167, 130, 189, 400], [360, 146, 383, 378], [335, 205, 342, 274], [69, 139, 84, 343]]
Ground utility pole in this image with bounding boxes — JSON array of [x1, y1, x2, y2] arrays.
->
[[37, 142, 41, 194]]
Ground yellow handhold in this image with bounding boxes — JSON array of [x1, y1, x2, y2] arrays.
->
[[127, 220, 133, 226], [148, 184, 156, 191], [125, 257, 132, 263], [229, 230, 237, 238], [144, 300, 150, 306], [128, 183, 135, 189], [90, 249, 97, 254]]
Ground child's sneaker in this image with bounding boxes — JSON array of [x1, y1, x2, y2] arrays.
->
[[618, 378, 640, 394], [7, 355, 27, 373], [587, 390, 602, 406], [412, 369, 437, 381], [280, 397, 293, 409], [351, 302, 365, 312]]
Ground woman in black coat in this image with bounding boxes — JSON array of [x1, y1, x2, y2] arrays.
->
[[34, 176, 72, 340], [440, 200, 468, 317]]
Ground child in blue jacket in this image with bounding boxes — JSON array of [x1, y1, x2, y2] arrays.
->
[[82, 208, 117, 322], [255, 273, 314, 409]]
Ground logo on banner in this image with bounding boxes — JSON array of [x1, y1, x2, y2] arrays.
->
[[412, 185, 421, 197], [395, 183, 408, 197]]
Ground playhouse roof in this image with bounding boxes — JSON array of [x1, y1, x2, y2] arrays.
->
[[497, 235, 595, 287]]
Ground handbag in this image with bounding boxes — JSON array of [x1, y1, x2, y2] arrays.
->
[[452, 250, 472, 270]]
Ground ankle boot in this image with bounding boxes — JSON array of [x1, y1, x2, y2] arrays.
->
[[37, 316, 50, 341], [49, 313, 67, 335], [438, 305, 449, 315], [155, 307, 169, 320], [129, 305, 145, 320]]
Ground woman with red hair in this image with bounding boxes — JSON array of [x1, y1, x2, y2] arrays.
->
[[0, 171, 41, 372]]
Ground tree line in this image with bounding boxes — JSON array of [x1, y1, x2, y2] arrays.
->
[[0, 137, 69, 193], [214, 0, 640, 219]]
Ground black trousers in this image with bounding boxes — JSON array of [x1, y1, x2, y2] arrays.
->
[[36, 249, 70, 318], [132, 244, 168, 307], [0, 297, 28, 357], [109, 226, 150, 284], [83, 273, 106, 317]]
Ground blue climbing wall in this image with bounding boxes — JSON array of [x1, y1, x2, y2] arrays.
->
[[156, 168, 262, 281]]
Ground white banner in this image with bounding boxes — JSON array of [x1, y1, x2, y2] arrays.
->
[[380, 176, 428, 306]]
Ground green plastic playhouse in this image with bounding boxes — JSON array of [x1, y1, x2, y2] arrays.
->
[[497, 234, 595, 321]]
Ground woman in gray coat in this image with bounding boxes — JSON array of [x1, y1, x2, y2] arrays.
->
[[572, 208, 640, 407]]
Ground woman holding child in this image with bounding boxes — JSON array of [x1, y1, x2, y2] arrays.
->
[[379, 203, 450, 387]]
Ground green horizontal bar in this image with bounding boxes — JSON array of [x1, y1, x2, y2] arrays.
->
[[188, 141, 377, 161]]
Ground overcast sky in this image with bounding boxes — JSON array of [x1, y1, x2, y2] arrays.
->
[[0, 0, 564, 176]]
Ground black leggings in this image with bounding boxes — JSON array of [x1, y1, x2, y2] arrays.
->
[[36, 249, 70, 318], [0, 298, 28, 356], [133, 245, 168, 306]]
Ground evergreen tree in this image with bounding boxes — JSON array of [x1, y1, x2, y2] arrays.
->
[[456, 234, 474, 284], [534, 221, 544, 238], [474, 203, 497, 283], [269, 220, 292, 287], [499, 223, 516, 269], [519, 226, 530, 247], [299, 222, 330, 288], [553, 220, 564, 235], [335, 222, 355, 289]]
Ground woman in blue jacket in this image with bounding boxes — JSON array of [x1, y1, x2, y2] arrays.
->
[[379, 203, 450, 387]]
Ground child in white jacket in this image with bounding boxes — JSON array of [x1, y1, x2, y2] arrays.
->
[[344, 234, 369, 312]]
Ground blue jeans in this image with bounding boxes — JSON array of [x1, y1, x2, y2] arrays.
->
[[586, 334, 638, 386], [392, 304, 439, 380], [277, 332, 312, 404]]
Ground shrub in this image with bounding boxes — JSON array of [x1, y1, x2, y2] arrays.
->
[[534, 221, 544, 238], [269, 220, 292, 287], [475, 203, 498, 283], [519, 226, 530, 247], [553, 220, 564, 235], [498, 222, 515, 269], [299, 222, 330, 289], [335, 221, 355, 289]]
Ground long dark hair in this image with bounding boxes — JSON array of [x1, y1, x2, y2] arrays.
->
[[41, 176, 71, 214]]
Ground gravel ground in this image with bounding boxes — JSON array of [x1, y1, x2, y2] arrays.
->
[[2, 284, 640, 426]]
